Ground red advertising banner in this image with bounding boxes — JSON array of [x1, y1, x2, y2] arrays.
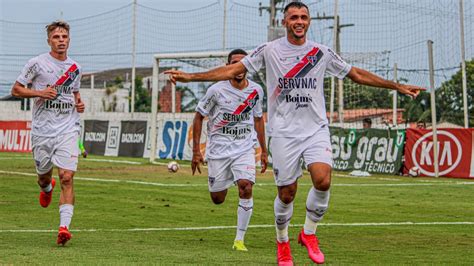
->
[[405, 128, 474, 178], [0, 121, 32, 152]]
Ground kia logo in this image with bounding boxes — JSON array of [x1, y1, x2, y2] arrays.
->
[[411, 131, 462, 176]]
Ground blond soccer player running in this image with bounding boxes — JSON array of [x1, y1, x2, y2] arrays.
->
[[192, 49, 268, 252], [11, 21, 84, 246], [166, 3, 424, 265]]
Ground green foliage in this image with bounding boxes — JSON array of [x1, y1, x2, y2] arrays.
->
[[133, 75, 151, 112], [435, 59, 474, 126]]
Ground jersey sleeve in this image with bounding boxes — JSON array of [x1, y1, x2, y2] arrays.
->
[[72, 65, 82, 92], [195, 86, 217, 117], [17, 58, 40, 86], [241, 43, 268, 74], [325, 48, 352, 80], [253, 87, 264, 118]]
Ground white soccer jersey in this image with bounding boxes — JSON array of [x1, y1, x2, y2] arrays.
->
[[17, 53, 82, 137], [242, 37, 351, 137], [196, 80, 264, 160]]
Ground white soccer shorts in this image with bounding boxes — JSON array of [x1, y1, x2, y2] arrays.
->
[[207, 150, 256, 193], [32, 131, 80, 174], [270, 124, 332, 187]]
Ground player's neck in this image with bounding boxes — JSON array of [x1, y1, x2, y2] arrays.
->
[[49, 51, 67, 61], [287, 35, 306, 46], [230, 79, 248, 90]]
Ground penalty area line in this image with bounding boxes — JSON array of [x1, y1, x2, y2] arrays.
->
[[1, 221, 473, 233]]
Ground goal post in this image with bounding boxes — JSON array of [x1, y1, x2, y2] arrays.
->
[[149, 50, 238, 163]]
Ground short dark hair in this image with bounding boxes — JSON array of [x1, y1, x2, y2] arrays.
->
[[363, 118, 372, 125], [284, 2, 310, 14], [45, 20, 70, 37], [227, 49, 248, 63]]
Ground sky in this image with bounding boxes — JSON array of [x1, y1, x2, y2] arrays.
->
[[0, 0, 238, 22], [0, 0, 472, 97]]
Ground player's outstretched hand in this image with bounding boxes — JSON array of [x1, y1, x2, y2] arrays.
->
[[40, 86, 57, 100], [75, 98, 85, 113], [164, 70, 191, 84], [260, 151, 268, 173], [397, 84, 425, 99], [191, 151, 204, 175]]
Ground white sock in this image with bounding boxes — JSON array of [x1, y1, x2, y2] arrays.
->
[[304, 187, 330, 235], [59, 204, 74, 229], [235, 198, 253, 241], [41, 183, 52, 193], [274, 196, 293, 243]]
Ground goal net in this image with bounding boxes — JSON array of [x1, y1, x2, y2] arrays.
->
[[149, 50, 266, 162]]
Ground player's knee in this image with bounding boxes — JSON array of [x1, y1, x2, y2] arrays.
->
[[278, 188, 296, 204], [316, 177, 331, 191], [238, 181, 253, 199], [210, 192, 226, 204], [59, 172, 74, 187]]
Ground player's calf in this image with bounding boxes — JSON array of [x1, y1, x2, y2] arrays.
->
[[234, 180, 254, 249]]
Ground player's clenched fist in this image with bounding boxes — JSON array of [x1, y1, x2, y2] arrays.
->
[[40, 86, 57, 100], [75, 98, 85, 113]]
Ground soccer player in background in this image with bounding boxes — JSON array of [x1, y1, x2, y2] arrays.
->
[[192, 49, 268, 252], [166, 2, 424, 265], [11, 20, 84, 246]]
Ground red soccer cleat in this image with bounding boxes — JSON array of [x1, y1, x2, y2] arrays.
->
[[298, 229, 325, 264], [39, 178, 56, 208], [57, 226, 72, 246], [277, 240, 294, 266]]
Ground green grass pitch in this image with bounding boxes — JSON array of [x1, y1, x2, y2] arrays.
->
[[0, 152, 473, 264]]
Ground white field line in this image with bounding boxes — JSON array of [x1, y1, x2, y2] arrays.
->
[[1, 221, 473, 233], [2, 155, 456, 183], [1, 170, 473, 187]]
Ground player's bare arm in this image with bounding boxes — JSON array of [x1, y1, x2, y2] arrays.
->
[[347, 66, 425, 98], [165, 62, 246, 84], [11, 81, 57, 99], [191, 112, 205, 175], [254, 116, 268, 173], [73, 91, 85, 113]]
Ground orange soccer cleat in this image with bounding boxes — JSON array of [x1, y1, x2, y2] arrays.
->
[[298, 229, 325, 264], [57, 226, 72, 246], [39, 178, 56, 208], [277, 240, 294, 266]]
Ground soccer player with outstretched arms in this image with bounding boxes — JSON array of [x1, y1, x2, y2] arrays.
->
[[166, 2, 424, 265]]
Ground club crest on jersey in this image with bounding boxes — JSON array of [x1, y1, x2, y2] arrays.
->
[[69, 71, 77, 80], [307, 55, 319, 65]]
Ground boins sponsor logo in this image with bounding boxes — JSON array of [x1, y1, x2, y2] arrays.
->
[[411, 131, 462, 176], [44, 100, 74, 114], [222, 125, 252, 140], [285, 93, 313, 110]]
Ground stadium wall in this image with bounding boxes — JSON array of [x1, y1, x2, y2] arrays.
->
[[1, 115, 473, 178]]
